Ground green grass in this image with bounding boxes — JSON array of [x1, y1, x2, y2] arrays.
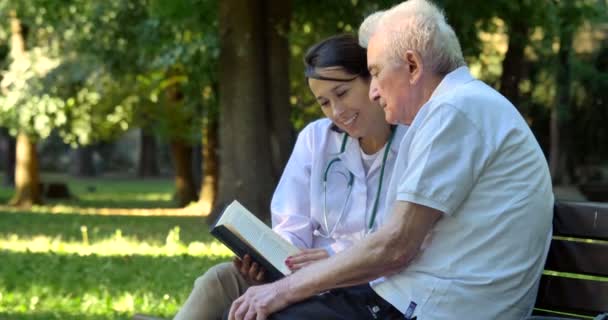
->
[[0, 175, 232, 319]]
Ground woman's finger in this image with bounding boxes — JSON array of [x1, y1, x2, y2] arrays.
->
[[255, 269, 265, 282], [287, 249, 328, 265], [288, 261, 312, 271], [240, 255, 252, 275], [248, 262, 259, 280]]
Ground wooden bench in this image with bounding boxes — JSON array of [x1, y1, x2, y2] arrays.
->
[[532, 201, 608, 319], [133, 200, 608, 320]]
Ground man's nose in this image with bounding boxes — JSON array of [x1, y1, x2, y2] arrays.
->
[[369, 79, 380, 102]]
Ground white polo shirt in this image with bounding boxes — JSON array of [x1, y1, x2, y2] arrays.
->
[[372, 67, 554, 319], [271, 118, 408, 254]]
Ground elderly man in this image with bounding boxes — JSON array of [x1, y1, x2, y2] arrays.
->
[[228, 0, 553, 319]]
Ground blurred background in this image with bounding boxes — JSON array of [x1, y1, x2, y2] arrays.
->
[[0, 0, 607, 319]]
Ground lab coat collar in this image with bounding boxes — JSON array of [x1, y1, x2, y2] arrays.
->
[[336, 124, 407, 178], [337, 136, 365, 179]]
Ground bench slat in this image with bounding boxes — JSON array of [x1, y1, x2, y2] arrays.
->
[[545, 239, 608, 277], [535, 275, 608, 316], [554, 201, 608, 241]]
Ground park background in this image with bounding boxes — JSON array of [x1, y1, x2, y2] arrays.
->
[[0, 0, 607, 319]]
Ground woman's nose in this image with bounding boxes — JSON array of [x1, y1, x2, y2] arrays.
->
[[332, 101, 347, 118]]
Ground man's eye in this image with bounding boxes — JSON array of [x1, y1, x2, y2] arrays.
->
[[336, 90, 348, 97], [320, 101, 329, 107]]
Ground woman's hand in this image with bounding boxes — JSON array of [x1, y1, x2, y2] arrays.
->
[[285, 248, 329, 272], [234, 254, 266, 284]]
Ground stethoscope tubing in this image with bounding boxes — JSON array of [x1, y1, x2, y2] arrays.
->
[[317, 125, 396, 238]]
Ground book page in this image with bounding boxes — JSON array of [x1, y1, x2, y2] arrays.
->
[[219, 201, 300, 275]]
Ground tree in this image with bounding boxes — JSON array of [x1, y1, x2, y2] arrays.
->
[[137, 129, 160, 177], [1, 128, 15, 186], [214, 0, 293, 220], [3, 11, 42, 205]]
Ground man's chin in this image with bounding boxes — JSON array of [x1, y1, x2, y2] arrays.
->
[[384, 112, 400, 125]]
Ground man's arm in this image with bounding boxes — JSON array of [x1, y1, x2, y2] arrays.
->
[[228, 201, 442, 320], [284, 200, 442, 301]]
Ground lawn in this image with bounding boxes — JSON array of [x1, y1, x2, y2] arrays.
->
[[0, 175, 231, 319]]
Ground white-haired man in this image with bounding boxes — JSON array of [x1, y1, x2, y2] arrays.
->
[[227, 0, 553, 319]]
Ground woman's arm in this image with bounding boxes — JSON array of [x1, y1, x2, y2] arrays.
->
[[270, 123, 316, 249]]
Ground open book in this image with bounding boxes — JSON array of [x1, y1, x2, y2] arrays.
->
[[210, 200, 300, 281]]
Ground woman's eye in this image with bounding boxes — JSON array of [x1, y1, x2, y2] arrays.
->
[[336, 90, 348, 97], [320, 101, 329, 108]]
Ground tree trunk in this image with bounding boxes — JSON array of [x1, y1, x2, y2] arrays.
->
[[215, 0, 287, 222], [170, 139, 198, 207], [1, 128, 16, 187], [199, 117, 219, 213], [549, 22, 574, 183], [265, 0, 294, 178], [191, 143, 202, 195], [9, 134, 42, 206], [8, 12, 41, 206], [71, 146, 96, 177], [499, 19, 528, 111], [137, 129, 160, 177]]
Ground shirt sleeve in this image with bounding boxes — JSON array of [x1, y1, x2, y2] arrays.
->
[[396, 104, 491, 215], [271, 124, 315, 249]]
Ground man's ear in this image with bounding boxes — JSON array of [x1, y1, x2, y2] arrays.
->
[[404, 50, 423, 85]]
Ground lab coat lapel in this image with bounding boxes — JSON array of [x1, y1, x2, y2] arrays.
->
[[337, 137, 365, 179]]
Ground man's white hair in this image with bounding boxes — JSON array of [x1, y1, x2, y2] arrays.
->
[[358, 0, 465, 75], [358, 10, 385, 48]]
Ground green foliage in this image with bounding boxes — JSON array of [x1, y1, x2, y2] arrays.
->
[[1, 0, 607, 162]]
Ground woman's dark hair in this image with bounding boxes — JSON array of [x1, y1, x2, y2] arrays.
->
[[304, 34, 370, 82]]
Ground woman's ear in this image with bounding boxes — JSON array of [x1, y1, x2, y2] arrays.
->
[[404, 50, 423, 85]]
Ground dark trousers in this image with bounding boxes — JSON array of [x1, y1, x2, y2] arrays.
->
[[225, 285, 405, 320]]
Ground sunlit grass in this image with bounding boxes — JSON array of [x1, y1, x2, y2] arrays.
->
[[0, 228, 232, 257], [0, 223, 232, 320], [0, 175, 229, 319]]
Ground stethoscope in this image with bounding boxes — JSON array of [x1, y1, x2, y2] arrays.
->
[[314, 125, 396, 238]]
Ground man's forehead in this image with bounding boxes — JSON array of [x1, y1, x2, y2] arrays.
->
[[367, 33, 387, 65]]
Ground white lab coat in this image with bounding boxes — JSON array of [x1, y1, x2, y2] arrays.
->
[[271, 118, 407, 254]]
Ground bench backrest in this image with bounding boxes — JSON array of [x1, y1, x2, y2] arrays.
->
[[534, 201, 608, 318]]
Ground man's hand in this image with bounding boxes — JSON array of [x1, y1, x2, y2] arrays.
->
[[234, 254, 266, 284], [228, 279, 291, 320], [285, 248, 329, 272]]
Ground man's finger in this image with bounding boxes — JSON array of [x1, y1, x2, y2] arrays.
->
[[228, 297, 242, 320], [234, 297, 250, 320], [244, 306, 258, 320]]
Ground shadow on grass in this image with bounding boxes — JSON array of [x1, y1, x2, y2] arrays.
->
[[1, 250, 228, 297], [0, 211, 213, 245]]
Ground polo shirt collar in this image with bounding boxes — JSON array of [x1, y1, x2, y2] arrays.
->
[[430, 66, 475, 100]]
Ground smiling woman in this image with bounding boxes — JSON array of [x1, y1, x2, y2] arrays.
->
[[174, 34, 408, 320], [304, 34, 391, 155]]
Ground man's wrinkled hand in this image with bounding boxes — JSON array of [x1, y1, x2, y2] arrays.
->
[[228, 280, 291, 320]]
